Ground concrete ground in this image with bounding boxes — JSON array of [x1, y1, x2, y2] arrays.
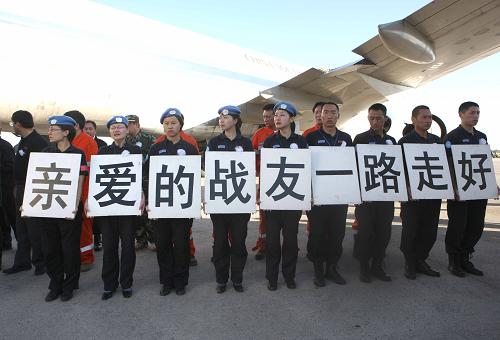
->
[[0, 161, 499, 340]]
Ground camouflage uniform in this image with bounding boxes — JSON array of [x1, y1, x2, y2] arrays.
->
[[126, 127, 156, 246]]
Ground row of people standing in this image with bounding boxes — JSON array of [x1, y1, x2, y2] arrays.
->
[[2, 99, 493, 302]]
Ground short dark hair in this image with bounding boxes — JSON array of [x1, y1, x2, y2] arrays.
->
[[58, 124, 76, 142], [11, 110, 34, 128], [312, 102, 325, 112], [85, 120, 97, 129], [458, 101, 479, 113], [411, 105, 430, 118], [322, 101, 340, 112], [368, 103, 387, 115], [262, 103, 274, 111], [64, 110, 86, 130]]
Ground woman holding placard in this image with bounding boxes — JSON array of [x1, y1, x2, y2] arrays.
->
[[92, 115, 143, 300], [40, 116, 87, 302], [262, 101, 308, 291], [148, 109, 198, 296]]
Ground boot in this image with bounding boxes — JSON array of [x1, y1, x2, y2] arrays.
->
[[371, 259, 391, 282], [325, 263, 346, 285], [313, 262, 325, 287], [448, 254, 466, 277], [404, 260, 416, 280], [359, 260, 371, 283], [461, 254, 483, 276]]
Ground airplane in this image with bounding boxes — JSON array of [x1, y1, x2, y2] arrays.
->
[[0, 0, 499, 142]]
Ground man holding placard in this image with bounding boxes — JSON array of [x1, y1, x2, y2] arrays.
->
[[444, 101, 499, 277], [399, 105, 444, 280], [353, 103, 397, 283], [306, 102, 353, 287]]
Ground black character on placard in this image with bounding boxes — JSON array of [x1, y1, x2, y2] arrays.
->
[[30, 162, 72, 210], [266, 156, 305, 201], [458, 152, 492, 191], [364, 152, 400, 193], [411, 151, 448, 191], [209, 160, 250, 204], [94, 162, 136, 207], [156, 164, 194, 208]]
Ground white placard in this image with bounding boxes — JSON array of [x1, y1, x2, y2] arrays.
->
[[204, 151, 256, 214], [403, 144, 454, 200], [22, 152, 82, 218], [451, 145, 498, 200], [148, 155, 201, 218], [356, 144, 408, 202], [260, 148, 311, 210], [87, 154, 142, 217], [310, 146, 361, 205]]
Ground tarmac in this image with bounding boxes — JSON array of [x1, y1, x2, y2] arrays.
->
[[0, 160, 499, 340]]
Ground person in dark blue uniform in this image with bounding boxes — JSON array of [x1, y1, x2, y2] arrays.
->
[[262, 101, 308, 291], [0, 130, 15, 252], [94, 116, 143, 300], [39, 116, 87, 302], [4, 111, 48, 275], [147, 109, 198, 296], [399, 105, 442, 280], [207, 105, 253, 294], [353, 103, 397, 283], [306, 102, 352, 287], [444, 101, 498, 277]]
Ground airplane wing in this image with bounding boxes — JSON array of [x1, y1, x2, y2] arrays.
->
[[186, 0, 500, 140]]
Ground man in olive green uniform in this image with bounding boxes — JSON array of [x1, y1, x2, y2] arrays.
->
[[125, 115, 156, 250]]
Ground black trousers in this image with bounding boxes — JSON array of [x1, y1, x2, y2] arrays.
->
[[211, 213, 249, 285], [445, 199, 488, 256], [99, 215, 136, 291], [40, 206, 82, 294], [1, 184, 16, 246], [307, 205, 348, 265], [153, 218, 190, 289], [265, 210, 302, 283], [354, 202, 394, 263], [13, 184, 44, 269], [400, 200, 441, 262]]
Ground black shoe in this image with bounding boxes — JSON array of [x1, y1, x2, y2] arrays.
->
[[60, 291, 73, 302], [45, 290, 60, 302], [255, 251, 265, 261], [462, 260, 483, 276], [34, 266, 46, 276], [267, 281, 277, 291], [3, 264, 31, 274], [359, 261, 371, 283], [448, 255, 466, 277], [326, 265, 347, 285], [176, 287, 186, 296], [216, 284, 226, 294], [233, 283, 244, 293], [286, 280, 296, 289], [101, 291, 114, 300], [189, 256, 198, 267], [313, 262, 326, 287], [416, 260, 440, 277], [404, 261, 417, 280], [122, 289, 133, 298], [160, 285, 172, 296]]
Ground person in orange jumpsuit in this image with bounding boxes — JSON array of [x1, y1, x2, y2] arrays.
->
[[64, 111, 98, 272], [302, 102, 324, 137], [155, 122, 200, 267], [251, 104, 275, 260]]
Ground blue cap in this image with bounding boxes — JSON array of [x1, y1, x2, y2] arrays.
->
[[107, 115, 129, 128], [160, 108, 184, 124], [48, 115, 76, 126], [273, 101, 298, 117], [218, 105, 241, 117]]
